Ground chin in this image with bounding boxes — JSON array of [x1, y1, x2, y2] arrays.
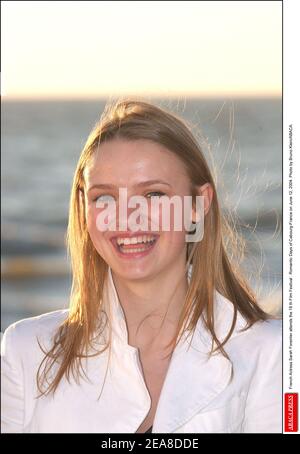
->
[[110, 261, 159, 281]]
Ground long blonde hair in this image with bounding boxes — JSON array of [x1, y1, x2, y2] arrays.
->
[[37, 98, 274, 396]]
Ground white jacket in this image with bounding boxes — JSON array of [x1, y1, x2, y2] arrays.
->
[[1, 267, 282, 433]]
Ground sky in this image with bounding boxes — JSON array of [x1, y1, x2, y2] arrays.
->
[[1, 1, 282, 99]]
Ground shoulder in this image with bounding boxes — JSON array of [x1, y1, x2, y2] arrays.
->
[[214, 290, 282, 351], [215, 293, 282, 359], [3, 308, 69, 338], [242, 317, 282, 354], [1, 309, 69, 358], [227, 316, 282, 370], [245, 317, 282, 340]]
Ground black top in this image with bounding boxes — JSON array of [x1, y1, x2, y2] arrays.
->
[[144, 425, 153, 433]]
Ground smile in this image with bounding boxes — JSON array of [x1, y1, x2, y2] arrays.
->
[[110, 234, 159, 259]]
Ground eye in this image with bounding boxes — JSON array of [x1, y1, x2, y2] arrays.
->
[[93, 194, 115, 203], [145, 191, 166, 198]]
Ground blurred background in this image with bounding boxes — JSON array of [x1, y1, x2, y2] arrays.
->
[[1, 1, 282, 331]]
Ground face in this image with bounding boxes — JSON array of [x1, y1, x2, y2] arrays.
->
[[82, 138, 201, 281]]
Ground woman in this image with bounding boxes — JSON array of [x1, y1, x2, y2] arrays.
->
[[1, 99, 282, 433]]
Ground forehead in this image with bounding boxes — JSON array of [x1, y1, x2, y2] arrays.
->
[[83, 139, 189, 188]]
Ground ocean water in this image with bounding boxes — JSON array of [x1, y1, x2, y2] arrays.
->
[[1, 97, 282, 331]]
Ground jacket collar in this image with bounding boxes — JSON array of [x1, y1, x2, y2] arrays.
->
[[103, 266, 248, 433]]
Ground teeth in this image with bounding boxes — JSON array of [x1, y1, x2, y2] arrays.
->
[[116, 235, 155, 246], [121, 247, 150, 254]]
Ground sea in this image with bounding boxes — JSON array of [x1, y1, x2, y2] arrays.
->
[[1, 97, 282, 332]]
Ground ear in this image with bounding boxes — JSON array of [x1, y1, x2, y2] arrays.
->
[[192, 182, 213, 221]]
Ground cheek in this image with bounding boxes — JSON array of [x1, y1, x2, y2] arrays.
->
[[155, 203, 188, 253], [163, 231, 187, 252], [86, 207, 108, 252], [87, 205, 111, 232], [86, 205, 97, 234], [150, 201, 188, 235]]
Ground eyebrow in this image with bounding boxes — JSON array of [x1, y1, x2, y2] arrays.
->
[[87, 179, 172, 192]]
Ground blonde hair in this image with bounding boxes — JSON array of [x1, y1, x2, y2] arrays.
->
[[37, 98, 275, 396]]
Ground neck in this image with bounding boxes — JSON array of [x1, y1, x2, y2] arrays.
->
[[111, 258, 188, 352]]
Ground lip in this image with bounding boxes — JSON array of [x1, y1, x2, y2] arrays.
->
[[109, 232, 160, 260]]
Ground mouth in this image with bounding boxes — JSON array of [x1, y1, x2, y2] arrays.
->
[[110, 233, 159, 259]]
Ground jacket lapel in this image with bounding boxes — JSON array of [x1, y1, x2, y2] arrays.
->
[[152, 292, 247, 433], [152, 335, 233, 433]]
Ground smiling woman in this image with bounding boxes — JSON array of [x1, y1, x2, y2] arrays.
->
[[1, 98, 282, 433]]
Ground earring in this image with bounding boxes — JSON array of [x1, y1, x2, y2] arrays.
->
[[187, 220, 197, 234]]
